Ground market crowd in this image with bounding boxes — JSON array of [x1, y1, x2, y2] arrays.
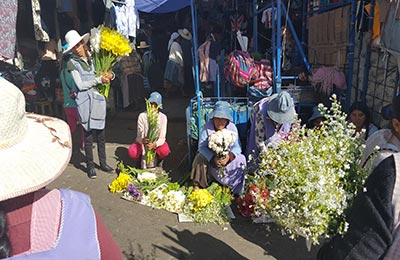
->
[[1, 0, 400, 259]]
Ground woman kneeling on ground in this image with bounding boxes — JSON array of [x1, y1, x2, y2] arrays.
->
[[190, 101, 246, 195], [128, 92, 170, 167]]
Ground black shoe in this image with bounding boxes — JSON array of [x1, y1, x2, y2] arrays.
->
[[100, 164, 113, 173], [87, 167, 97, 179]]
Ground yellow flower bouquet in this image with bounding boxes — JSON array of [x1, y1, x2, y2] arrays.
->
[[90, 25, 131, 98]]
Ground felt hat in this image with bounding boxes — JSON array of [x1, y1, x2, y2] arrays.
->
[[0, 78, 72, 201], [210, 101, 233, 122], [63, 30, 90, 54], [267, 91, 295, 124], [178, 28, 192, 41], [137, 41, 150, 49], [148, 92, 163, 109], [308, 106, 325, 123]]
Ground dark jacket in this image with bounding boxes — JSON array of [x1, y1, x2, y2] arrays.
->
[[318, 154, 396, 260]]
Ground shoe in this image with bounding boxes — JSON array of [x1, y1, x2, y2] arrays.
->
[[87, 167, 97, 179], [100, 164, 114, 173]]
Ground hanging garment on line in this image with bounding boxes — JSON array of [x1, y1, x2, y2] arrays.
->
[[109, 0, 139, 38], [0, 0, 18, 59]]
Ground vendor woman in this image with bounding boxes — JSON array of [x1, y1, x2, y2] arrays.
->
[[190, 101, 246, 195]]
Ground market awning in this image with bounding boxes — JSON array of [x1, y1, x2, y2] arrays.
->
[[136, 0, 190, 13]]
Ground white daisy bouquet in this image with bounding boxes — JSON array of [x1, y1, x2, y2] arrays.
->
[[208, 129, 236, 175], [89, 25, 131, 98], [253, 95, 371, 245]]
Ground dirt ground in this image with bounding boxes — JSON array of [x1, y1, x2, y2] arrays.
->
[[48, 95, 320, 260]]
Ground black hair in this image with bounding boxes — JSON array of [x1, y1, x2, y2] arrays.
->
[[0, 209, 11, 258], [392, 95, 400, 121], [349, 102, 372, 140]]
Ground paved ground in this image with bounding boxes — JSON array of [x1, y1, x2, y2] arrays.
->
[[48, 95, 320, 260]]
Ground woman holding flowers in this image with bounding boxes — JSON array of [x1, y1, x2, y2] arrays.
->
[[128, 92, 170, 168], [190, 101, 246, 195], [63, 30, 114, 179], [246, 91, 295, 170]]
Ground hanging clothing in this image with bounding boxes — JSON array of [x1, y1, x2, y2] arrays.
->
[[198, 41, 211, 82], [261, 7, 277, 29], [31, 0, 50, 41], [109, 0, 139, 38], [0, 0, 18, 59]]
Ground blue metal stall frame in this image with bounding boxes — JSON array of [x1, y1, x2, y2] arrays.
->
[[252, 0, 311, 95], [252, 0, 360, 111]]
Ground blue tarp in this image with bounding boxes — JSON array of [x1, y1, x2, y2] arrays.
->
[[136, 0, 190, 13]]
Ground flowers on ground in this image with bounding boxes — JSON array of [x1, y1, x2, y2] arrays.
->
[[183, 183, 233, 225], [187, 189, 213, 212], [109, 162, 234, 224], [251, 95, 371, 245], [90, 25, 131, 98]]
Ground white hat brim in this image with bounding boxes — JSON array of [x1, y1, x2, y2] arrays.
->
[[0, 114, 72, 201], [178, 29, 192, 41], [63, 33, 90, 54]]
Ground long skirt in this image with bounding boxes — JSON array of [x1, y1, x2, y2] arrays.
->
[[164, 59, 183, 87], [191, 153, 246, 195]]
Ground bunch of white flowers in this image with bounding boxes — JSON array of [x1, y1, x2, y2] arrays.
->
[[255, 95, 371, 245], [137, 172, 157, 183], [208, 129, 236, 157], [89, 26, 102, 53], [161, 190, 186, 213]]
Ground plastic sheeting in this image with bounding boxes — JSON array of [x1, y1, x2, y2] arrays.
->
[[136, 0, 190, 13]]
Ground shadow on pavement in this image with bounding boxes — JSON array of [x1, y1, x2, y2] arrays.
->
[[123, 240, 157, 260], [114, 146, 137, 167], [230, 215, 320, 260], [154, 226, 249, 260]]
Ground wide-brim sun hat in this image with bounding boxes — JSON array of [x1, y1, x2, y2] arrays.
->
[[178, 28, 192, 41], [137, 41, 150, 49], [0, 78, 72, 201], [148, 91, 163, 109], [63, 30, 90, 54], [210, 101, 233, 122], [267, 91, 295, 124]]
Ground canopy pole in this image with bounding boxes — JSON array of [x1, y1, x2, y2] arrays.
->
[[191, 0, 202, 139]]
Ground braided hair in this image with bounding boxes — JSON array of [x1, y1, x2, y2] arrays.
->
[[0, 209, 11, 258]]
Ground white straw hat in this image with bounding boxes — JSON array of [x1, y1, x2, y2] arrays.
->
[[0, 78, 72, 201], [63, 30, 90, 54], [178, 28, 192, 40]]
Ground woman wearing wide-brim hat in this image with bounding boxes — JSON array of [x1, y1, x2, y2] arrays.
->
[[63, 29, 114, 179], [163, 32, 185, 97], [190, 101, 247, 195], [0, 78, 123, 259]]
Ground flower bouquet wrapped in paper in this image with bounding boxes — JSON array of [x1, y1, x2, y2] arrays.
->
[[90, 25, 131, 98], [207, 128, 236, 176]]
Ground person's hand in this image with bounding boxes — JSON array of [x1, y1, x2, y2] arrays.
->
[[219, 154, 230, 166], [101, 75, 110, 84], [143, 137, 150, 144], [104, 72, 114, 80], [146, 142, 157, 151], [215, 154, 229, 167]]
